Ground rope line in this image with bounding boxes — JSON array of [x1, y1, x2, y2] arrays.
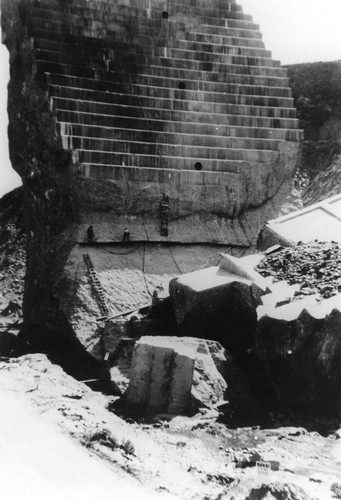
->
[[169, 246, 183, 274], [103, 246, 139, 256], [141, 243, 153, 297]]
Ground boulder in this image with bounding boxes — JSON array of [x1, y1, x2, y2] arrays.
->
[[125, 336, 252, 415], [169, 265, 262, 354], [126, 337, 196, 415], [191, 343, 227, 410]]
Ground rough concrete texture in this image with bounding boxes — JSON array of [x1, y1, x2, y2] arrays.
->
[[170, 266, 254, 326], [60, 243, 230, 359], [1, 0, 302, 247], [191, 347, 227, 409], [256, 300, 341, 410], [127, 336, 196, 414], [169, 262, 261, 349], [220, 252, 265, 281], [108, 334, 256, 415]]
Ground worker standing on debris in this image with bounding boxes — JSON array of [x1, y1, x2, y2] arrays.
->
[[87, 225, 95, 243], [122, 227, 130, 242]]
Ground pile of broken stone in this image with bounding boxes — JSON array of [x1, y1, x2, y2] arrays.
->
[[256, 241, 341, 300]]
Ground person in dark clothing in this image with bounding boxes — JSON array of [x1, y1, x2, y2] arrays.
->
[[87, 225, 95, 243], [122, 227, 130, 242]]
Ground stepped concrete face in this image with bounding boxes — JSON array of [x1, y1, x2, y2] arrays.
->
[[2, 0, 301, 245]]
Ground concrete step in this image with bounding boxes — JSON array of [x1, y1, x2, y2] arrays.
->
[[38, 59, 289, 88], [54, 102, 299, 130], [62, 131, 285, 151], [30, 0, 242, 16], [29, 25, 266, 51], [51, 95, 297, 120], [41, 0, 241, 13], [78, 150, 246, 172], [49, 83, 295, 110], [58, 121, 302, 143], [74, 147, 279, 167], [185, 31, 265, 48], [78, 163, 242, 183], [36, 47, 285, 76], [26, 15, 262, 42], [56, 110, 299, 137], [27, 3, 255, 27], [26, 9, 259, 38], [62, 135, 284, 157], [47, 72, 293, 99]]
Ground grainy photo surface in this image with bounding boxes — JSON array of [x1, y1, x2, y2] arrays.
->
[[0, 1, 341, 498]]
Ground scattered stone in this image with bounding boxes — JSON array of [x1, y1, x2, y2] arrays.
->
[[191, 346, 227, 410], [331, 482, 341, 499]]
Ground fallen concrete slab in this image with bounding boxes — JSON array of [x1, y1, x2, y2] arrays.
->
[[126, 336, 196, 414], [259, 193, 341, 249]]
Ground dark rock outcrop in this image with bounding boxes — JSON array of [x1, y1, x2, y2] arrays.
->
[[286, 61, 341, 202]]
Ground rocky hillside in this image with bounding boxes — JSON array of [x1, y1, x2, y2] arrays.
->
[[286, 61, 341, 202], [287, 61, 341, 143], [0, 187, 25, 355]]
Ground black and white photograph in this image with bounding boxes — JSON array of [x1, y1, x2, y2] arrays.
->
[[0, 0, 341, 498]]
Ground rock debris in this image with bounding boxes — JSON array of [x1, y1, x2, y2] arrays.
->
[[256, 241, 341, 299]]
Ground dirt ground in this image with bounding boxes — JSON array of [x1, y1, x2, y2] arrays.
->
[[0, 354, 340, 500]]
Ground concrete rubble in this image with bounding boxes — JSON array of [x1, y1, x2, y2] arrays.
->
[[168, 253, 265, 350], [126, 336, 196, 414], [163, 241, 341, 412], [124, 336, 233, 415]]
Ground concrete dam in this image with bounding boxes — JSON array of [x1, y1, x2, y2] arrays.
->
[[3, 0, 301, 245], [1, 0, 302, 371]]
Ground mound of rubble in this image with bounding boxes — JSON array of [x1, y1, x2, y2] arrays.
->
[[256, 241, 341, 300]]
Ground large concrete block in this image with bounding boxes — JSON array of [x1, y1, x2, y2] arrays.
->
[[259, 193, 341, 249], [168, 344, 196, 413], [126, 336, 196, 414], [169, 258, 265, 349]]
